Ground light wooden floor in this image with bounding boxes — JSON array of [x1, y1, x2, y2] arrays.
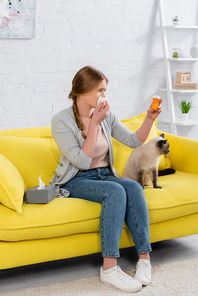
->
[[0, 234, 198, 294]]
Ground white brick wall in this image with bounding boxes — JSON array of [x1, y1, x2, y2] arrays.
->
[[0, 0, 198, 140]]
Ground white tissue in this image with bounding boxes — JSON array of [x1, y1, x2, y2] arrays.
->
[[97, 96, 106, 107], [92, 96, 107, 114], [38, 174, 45, 190]]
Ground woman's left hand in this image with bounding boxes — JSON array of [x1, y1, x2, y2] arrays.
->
[[147, 98, 163, 121]]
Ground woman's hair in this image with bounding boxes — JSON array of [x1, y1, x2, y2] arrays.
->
[[68, 66, 109, 139]]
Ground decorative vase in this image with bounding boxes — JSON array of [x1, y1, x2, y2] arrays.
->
[[181, 113, 188, 121], [173, 21, 179, 26], [190, 47, 198, 58]]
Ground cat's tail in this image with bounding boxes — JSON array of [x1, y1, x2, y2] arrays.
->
[[158, 168, 176, 176]]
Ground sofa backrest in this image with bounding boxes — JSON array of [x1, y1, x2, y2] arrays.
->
[[0, 126, 53, 138], [113, 113, 172, 177], [0, 127, 60, 189], [0, 113, 172, 188]]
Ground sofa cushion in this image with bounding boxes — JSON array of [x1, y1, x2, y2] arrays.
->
[[0, 135, 60, 189], [0, 154, 26, 214], [145, 171, 198, 224], [112, 112, 172, 177], [0, 198, 101, 241], [0, 171, 197, 242]]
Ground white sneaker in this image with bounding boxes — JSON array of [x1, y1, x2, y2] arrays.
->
[[134, 259, 152, 286], [100, 266, 142, 293]]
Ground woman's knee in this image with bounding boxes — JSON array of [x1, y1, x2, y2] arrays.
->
[[122, 178, 143, 194], [104, 182, 127, 207]]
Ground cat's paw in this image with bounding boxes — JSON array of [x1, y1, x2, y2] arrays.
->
[[153, 185, 162, 189]]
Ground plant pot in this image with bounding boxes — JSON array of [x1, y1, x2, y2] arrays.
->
[[190, 47, 198, 58], [181, 113, 188, 121], [173, 21, 179, 26]]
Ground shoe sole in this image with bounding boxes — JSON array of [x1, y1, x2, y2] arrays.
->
[[100, 276, 142, 293], [134, 276, 152, 286]]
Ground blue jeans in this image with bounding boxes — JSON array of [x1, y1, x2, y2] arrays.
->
[[62, 167, 152, 258]]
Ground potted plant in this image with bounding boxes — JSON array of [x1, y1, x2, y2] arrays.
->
[[172, 48, 179, 58], [179, 99, 193, 121], [172, 16, 179, 26]]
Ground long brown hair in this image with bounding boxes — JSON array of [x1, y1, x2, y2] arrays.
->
[[68, 66, 108, 139]]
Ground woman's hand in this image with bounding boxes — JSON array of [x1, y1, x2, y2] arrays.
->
[[91, 101, 110, 125], [136, 98, 163, 143], [81, 101, 110, 158], [147, 98, 163, 121]]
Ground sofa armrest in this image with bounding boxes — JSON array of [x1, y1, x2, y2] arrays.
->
[[157, 129, 198, 175]]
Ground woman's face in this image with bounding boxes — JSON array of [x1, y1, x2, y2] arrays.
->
[[78, 79, 107, 109]]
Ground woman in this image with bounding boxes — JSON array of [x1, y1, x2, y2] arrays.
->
[[50, 66, 162, 293]]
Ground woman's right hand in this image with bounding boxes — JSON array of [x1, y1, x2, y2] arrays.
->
[[91, 101, 110, 125], [82, 101, 109, 158]]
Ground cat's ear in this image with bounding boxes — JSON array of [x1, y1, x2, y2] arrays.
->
[[160, 133, 164, 138]]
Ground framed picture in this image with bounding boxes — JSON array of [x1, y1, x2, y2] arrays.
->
[[0, 0, 36, 38]]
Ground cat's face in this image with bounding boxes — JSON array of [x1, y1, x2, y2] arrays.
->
[[156, 138, 170, 155]]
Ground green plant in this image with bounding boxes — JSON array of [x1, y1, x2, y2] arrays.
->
[[179, 100, 193, 113], [172, 16, 179, 21], [173, 51, 179, 57]]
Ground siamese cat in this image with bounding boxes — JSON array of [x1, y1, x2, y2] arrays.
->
[[123, 134, 173, 189]]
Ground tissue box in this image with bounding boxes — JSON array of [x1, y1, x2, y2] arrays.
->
[[26, 185, 56, 204]]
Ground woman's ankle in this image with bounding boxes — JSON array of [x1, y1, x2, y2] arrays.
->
[[103, 257, 117, 270], [138, 252, 150, 261]]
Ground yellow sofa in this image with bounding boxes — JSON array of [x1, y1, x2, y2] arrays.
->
[[0, 112, 198, 270]]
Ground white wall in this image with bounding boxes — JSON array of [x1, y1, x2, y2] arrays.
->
[[0, 0, 198, 140]]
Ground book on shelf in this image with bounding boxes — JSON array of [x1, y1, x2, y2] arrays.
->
[[173, 82, 198, 89]]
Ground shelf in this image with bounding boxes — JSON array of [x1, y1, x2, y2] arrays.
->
[[160, 88, 198, 93], [168, 58, 198, 61], [161, 25, 198, 29], [172, 89, 198, 93], [176, 119, 198, 126], [159, 119, 198, 126]]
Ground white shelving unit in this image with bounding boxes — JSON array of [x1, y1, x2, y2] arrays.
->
[[158, 0, 198, 134]]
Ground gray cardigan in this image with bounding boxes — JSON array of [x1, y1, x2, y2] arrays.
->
[[50, 105, 143, 196]]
